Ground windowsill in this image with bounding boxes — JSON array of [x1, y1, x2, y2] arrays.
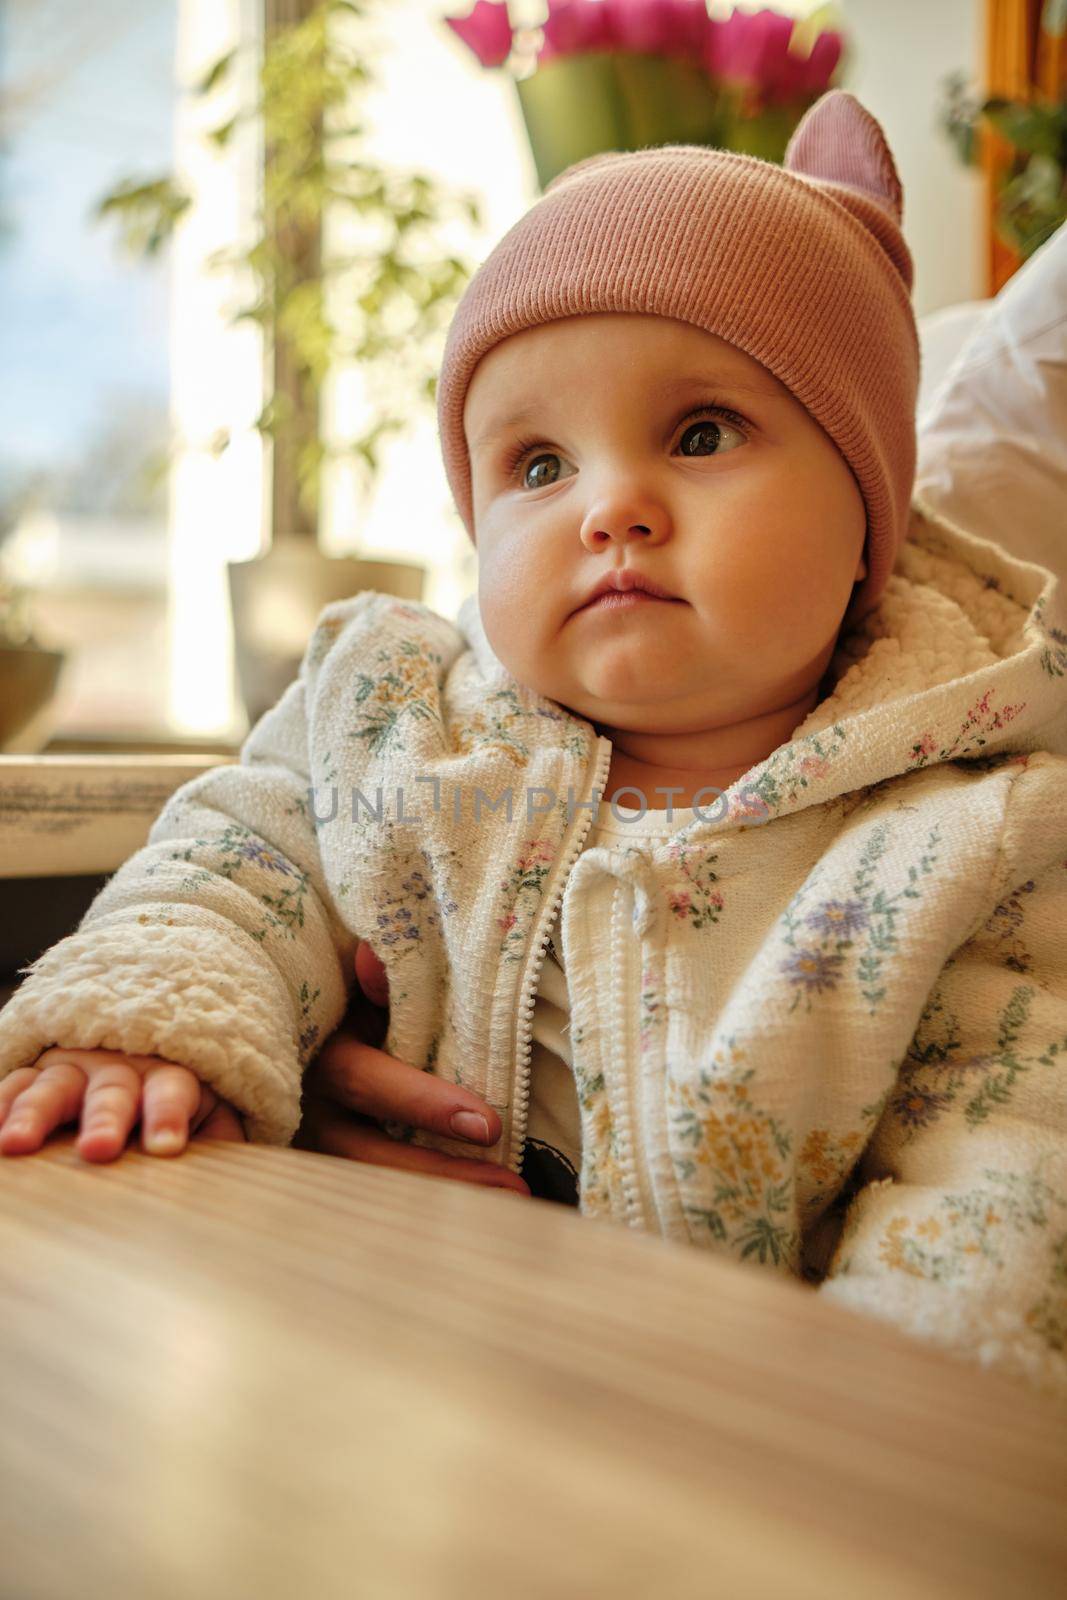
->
[[43, 731, 243, 758]]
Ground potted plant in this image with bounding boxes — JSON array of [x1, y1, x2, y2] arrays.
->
[[444, 0, 849, 190], [96, 0, 487, 722], [939, 68, 1067, 261]]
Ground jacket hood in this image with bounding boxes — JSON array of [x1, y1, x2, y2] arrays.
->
[[457, 494, 1067, 832]]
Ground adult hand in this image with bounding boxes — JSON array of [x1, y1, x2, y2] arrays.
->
[[293, 942, 531, 1196]]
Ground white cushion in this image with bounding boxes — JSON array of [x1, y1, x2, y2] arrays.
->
[[915, 221, 1067, 582], [916, 300, 988, 416]]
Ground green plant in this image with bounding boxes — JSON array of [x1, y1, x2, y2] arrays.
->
[[96, 0, 484, 530], [939, 69, 1067, 259]]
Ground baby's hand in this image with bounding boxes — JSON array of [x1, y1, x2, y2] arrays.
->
[[0, 1046, 246, 1163]]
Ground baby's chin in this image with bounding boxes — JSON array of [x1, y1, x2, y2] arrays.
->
[[563, 660, 709, 716], [495, 633, 722, 720], [534, 677, 720, 733]]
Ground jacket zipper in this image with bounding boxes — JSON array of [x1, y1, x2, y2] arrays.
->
[[506, 733, 614, 1174], [617, 882, 657, 1229]]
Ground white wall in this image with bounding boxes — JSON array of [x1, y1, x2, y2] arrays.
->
[[835, 0, 985, 316]]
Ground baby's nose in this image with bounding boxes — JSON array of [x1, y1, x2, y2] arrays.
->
[[579, 499, 669, 549]]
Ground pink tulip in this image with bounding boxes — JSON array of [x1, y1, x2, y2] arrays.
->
[[705, 8, 842, 107], [704, 8, 793, 84], [447, 0, 845, 113], [540, 0, 713, 66], [793, 30, 844, 97], [600, 0, 710, 60], [540, 0, 615, 65], [443, 0, 515, 69]]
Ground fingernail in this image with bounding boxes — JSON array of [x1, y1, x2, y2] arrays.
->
[[146, 1128, 183, 1155], [449, 1110, 490, 1143]]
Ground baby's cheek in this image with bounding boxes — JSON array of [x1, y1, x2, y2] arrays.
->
[[478, 583, 532, 676], [479, 542, 541, 637], [483, 595, 569, 701]]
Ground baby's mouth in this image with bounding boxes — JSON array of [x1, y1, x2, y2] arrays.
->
[[573, 569, 684, 614], [578, 590, 680, 613]]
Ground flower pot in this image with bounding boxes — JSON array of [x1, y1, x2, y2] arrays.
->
[[515, 51, 732, 191], [0, 644, 67, 753], [227, 540, 426, 726]]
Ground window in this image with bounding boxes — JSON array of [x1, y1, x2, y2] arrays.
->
[[0, 0, 181, 744]]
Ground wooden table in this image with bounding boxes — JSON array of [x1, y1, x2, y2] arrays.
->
[[1, 1137, 1064, 1600]]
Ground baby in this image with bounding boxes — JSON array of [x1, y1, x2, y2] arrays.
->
[[2, 90, 1067, 1399]]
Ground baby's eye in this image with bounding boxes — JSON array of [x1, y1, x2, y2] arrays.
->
[[521, 453, 563, 491], [677, 412, 747, 457], [507, 443, 573, 491], [504, 406, 748, 491]]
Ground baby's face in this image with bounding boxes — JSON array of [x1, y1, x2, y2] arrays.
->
[[463, 313, 867, 736]]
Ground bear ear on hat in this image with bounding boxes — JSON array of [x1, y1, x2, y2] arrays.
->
[[783, 88, 904, 225]]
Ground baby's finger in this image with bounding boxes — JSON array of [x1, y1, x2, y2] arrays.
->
[[190, 1091, 247, 1143], [76, 1059, 145, 1164], [139, 1063, 202, 1157], [0, 1067, 42, 1123], [0, 1060, 88, 1155]]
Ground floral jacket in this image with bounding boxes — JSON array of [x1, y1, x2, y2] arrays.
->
[[1, 494, 1066, 1399]]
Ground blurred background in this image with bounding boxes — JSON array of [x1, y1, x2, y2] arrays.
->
[[0, 0, 1063, 755]]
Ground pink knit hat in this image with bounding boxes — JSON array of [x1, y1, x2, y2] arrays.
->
[[436, 89, 919, 626]]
